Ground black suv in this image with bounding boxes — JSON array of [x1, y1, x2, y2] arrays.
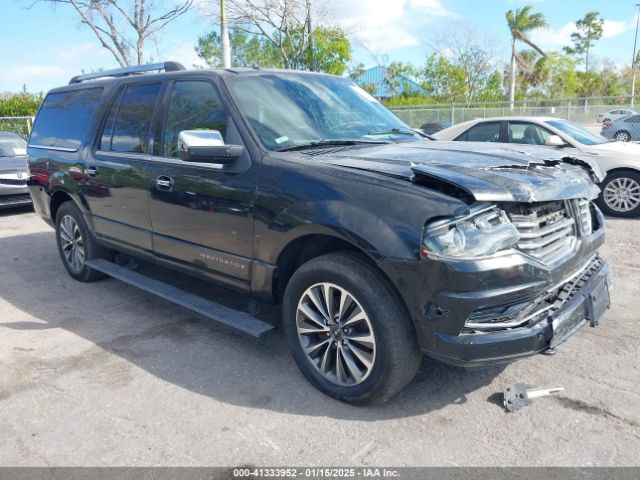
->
[[28, 62, 611, 404]]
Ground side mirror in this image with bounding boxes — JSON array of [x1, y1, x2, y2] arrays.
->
[[178, 130, 243, 164], [544, 135, 566, 147]]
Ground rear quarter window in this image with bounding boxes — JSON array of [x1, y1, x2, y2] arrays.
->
[[30, 88, 104, 150]]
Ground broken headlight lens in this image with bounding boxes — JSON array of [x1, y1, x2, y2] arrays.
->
[[421, 205, 520, 259]]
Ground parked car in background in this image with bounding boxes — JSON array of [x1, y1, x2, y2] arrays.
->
[[597, 109, 636, 123], [601, 114, 640, 142], [419, 121, 452, 136], [0, 131, 31, 209], [434, 116, 640, 218]]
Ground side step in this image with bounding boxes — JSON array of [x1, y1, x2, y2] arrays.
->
[[86, 259, 274, 338]]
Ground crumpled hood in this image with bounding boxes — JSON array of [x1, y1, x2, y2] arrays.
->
[[320, 141, 603, 203], [0, 155, 28, 176]]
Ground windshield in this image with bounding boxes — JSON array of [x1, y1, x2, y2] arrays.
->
[[0, 136, 27, 157], [227, 73, 421, 151], [545, 119, 606, 146]]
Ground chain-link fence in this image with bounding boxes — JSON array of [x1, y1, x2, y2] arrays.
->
[[389, 96, 640, 128], [0, 116, 32, 139]]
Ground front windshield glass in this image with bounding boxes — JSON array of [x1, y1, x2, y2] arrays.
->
[[228, 73, 421, 151], [545, 119, 606, 146], [0, 136, 27, 157]]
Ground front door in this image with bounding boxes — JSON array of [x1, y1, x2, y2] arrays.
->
[[87, 82, 163, 259], [147, 79, 255, 290]]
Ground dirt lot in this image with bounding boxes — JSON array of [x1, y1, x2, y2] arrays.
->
[[0, 206, 639, 467]]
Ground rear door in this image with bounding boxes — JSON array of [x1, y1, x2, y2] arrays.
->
[[454, 121, 504, 142], [87, 81, 163, 259], [147, 78, 255, 290]]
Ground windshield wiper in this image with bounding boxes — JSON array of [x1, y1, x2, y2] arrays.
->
[[366, 128, 416, 136], [276, 139, 389, 152]]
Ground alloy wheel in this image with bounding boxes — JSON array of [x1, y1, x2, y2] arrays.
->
[[615, 131, 631, 142], [296, 283, 376, 386], [603, 177, 640, 213], [59, 214, 86, 273]]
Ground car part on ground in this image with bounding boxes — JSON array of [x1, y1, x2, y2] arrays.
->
[[503, 383, 564, 412], [27, 64, 611, 404]]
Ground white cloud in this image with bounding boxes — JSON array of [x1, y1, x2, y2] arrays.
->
[[159, 41, 209, 69], [332, 0, 455, 53], [530, 18, 629, 50]]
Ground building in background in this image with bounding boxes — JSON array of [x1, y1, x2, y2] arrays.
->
[[353, 66, 426, 100]]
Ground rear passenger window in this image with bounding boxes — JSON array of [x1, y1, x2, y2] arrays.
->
[[100, 83, 161, 153], [457, 122, 501, 142], [30, 88, 103, 150]]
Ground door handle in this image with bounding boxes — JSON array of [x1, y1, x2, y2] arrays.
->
[[156, 175, 175, 191], [85, 166, 98, 177]]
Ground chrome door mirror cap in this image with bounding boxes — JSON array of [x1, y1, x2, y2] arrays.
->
[[178, 130, 225, 150], [545, 135, 566, 147]]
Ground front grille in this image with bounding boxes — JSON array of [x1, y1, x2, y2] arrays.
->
[[0, 178, 27, 186], [508, 201, 577, 264]]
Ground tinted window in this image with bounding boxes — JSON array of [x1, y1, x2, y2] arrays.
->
[[626, 115, 640, 124], [30, 88, 103, 150], [102, 83, 161, 153], [508, 122, 551, 145], [99, 89, 124, 150], [163, 81, 228, 158], [457, 122, 501, 142]]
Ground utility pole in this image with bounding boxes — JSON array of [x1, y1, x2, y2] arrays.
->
[[631, 3, 640, 106], [306, 0, 313, 71], [220, 0, 231, 68]]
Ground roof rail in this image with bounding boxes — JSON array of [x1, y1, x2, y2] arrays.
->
[[69, 61, 185, 84]]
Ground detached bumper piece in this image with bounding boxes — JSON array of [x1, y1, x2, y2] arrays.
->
[[431, 256, 611, 366]]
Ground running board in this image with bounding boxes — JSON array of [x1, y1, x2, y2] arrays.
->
[[86, 259, 274, 338]]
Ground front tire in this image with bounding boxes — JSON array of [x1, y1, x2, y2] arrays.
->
[[597, 170, 640, 217], [55, 201, 110, 281], [282, 252, 421, 404]]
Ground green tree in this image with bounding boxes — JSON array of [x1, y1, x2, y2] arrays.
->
[[420, 54, 467, 103], [196, 27, 282, 68], [506, 5, 548, 107], [538, 52, 580, 98], [515, 49, 548, 101], [302, 27, 351, 75], [564, 11, 604, 72]]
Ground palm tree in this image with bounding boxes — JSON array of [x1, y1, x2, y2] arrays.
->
[[506, 5, 548, 108]]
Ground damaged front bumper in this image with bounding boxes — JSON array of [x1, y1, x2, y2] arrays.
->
[[379, 206, 611, 367], [428, 256, 611, 366]]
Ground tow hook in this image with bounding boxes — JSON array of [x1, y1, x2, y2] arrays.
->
[[503, 383, 564, 412]]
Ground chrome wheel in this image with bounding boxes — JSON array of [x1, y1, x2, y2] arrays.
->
[[296, 283, 376, 386], [603, 177, 640, 213], [615, 131, 631, 142], [59, 214, 85, 273]]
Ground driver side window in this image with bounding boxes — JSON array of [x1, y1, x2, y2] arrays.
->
[[508, 122, 552, 145], [163, 81, 228, 158]]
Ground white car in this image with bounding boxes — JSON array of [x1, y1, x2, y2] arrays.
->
[[433, 116, 640, 217], [597, 109, 636, 123]]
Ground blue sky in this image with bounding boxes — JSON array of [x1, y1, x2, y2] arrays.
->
[[1, 0, 638, 93]]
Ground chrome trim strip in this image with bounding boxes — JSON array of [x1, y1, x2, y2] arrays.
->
[[28, 144, 78, 153]]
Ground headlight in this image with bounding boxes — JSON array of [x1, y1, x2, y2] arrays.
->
[[421, 205, 520, 260]]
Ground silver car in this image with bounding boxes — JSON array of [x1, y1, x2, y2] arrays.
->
[[434, 116, 640, 217], [597, 108, 636, 123], [0, 132, 31, 209], [601, 114, 640, 142]]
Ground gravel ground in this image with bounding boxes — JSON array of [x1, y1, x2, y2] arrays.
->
[[0, 205, 639, 467]]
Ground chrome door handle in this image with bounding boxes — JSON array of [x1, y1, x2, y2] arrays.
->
[[85, 166, 98, 177], [156, 175, 174, 191]]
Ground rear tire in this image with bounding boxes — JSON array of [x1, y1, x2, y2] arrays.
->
[[597, 170, 640, 218], [55, 201, 110, 282], [614, 130, 631, 142], [282, 251, 421, 404]]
